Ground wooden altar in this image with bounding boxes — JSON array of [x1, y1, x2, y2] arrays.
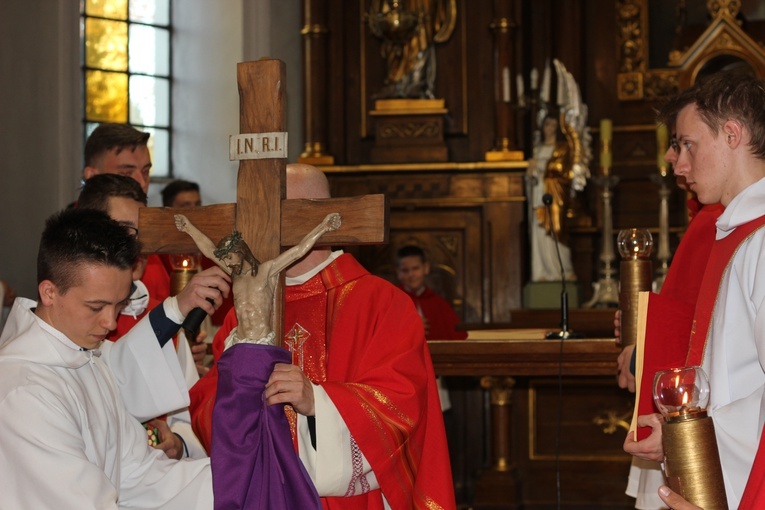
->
[[429, 332, 634, 509]]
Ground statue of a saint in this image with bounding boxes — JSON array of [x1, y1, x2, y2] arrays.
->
[[174, 212, 341, 348], [527, 114, 577, 282], [368, 0, 456, 99]]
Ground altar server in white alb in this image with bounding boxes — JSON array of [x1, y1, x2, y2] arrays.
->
[[625, 70, 765, 509], [0, 208, 216, 509]]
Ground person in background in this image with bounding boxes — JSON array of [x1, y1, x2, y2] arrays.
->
[[395, 244, 466, 342], [81, 123, 170, 304], [395, 244, 466, 412], [161, 179, 202, 208]]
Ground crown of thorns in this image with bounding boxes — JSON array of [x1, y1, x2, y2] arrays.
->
[[213, 230, 243, 259]]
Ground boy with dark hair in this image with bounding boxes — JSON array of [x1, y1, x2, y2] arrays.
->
[[395, 244, 467, 342], [162, 179, 202, 208], [0, 208, 213, 508]]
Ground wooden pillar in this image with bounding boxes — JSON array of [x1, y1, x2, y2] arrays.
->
[[486, 0, 523, 162], [474, 375, 519, 508], [299, 0, 334, 165]]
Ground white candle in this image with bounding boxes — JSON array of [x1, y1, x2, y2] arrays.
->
[[530, 67, 539, 91], [540, 60, 551, 103], [516, 73, 525, 107], [554, 59, 565, 106], [502, 67, 511, 103]]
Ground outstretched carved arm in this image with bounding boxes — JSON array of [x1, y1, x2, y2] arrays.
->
[[269, 213, 341, 275], [174, 214, 231, 275]]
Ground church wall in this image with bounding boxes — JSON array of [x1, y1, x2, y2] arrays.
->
[[166, 0, 303, 208], [165, 0, 244, 207], [0, 0, 81, 299]]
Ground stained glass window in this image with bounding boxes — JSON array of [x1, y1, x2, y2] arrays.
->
[[81, 0, 172, 178]]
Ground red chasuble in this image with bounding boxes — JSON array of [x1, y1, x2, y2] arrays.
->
[[190, 254, 455, 509]]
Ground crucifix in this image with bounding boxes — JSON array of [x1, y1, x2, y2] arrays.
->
[[138, 59, 388, 344]]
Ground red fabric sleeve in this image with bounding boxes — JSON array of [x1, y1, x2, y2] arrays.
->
[[189, 306, 237, 453]]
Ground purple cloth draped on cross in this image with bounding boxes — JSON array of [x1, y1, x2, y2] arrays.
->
[[211, 343, 322, 510]]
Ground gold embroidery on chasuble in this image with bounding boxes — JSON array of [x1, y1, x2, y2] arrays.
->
[[284, 274, 329, 433], [347, 383, 422, 489]]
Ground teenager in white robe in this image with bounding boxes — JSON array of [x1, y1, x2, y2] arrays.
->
[[625, 71, 765, 509]]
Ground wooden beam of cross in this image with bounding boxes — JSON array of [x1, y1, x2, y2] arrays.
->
[[138, 59, 388, 345]]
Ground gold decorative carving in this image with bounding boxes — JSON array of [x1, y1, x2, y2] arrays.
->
[[480, 376, 515, 406], [616, 0, 646, 73], [644, 70, 679, 101], [377, 121, 442, 139], [437, 235, 459, 256], [617, 0, 765, 101], [709, 31, 744, 53], [707, 0, 741, 20], [593, 408, 632, 435], [617, 71, 643, 101]]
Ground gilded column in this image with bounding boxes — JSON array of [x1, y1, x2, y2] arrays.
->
[[480, 375, 516, 471], [299, 0, 334, 165], [486, 0, 523, 161]]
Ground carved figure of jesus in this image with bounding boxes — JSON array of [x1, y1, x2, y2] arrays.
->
[[175, 212, 341, 348]]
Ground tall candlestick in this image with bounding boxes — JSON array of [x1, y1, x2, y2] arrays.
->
[[600, 118, 612, 171], [656, 122, 669, 176], [502, 66, 510, 103]]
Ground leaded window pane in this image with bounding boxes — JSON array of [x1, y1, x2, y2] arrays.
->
[[85, 70, 129, 123], [130, 75, 169, 127], [129, 0, 170, 25], [129, 25, 169, 76], [85, 0, 128, 20], [85, 18, 128, 72]]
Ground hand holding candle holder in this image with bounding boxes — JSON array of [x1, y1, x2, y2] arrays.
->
[[654, 366, 728, 509], [169, 254, 207, 344], [617, 228, 653, 346]]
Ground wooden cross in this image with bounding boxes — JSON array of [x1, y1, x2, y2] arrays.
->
[[138, 59, 388, 344]]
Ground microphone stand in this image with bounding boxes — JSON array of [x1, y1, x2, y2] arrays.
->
[[543, 194, 583, 340]]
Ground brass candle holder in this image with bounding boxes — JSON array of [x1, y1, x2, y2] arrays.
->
[[617, 228, 652, 346], [654, 367, 728, 509], [169, 254, 202, 344], [169, 254, 200, 296]]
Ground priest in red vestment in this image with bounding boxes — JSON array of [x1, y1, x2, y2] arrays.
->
[[190, 164, 455, 509]]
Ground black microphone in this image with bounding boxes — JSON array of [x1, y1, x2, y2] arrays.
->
[[181, 297, 215, 342], [542, 193, 583, 340]]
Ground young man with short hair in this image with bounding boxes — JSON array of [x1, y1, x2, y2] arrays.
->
[[625, 70, 765, 509], [83, 123, 152, 194], [0, 209, 213, 508], [162, 179, 202, 208]]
